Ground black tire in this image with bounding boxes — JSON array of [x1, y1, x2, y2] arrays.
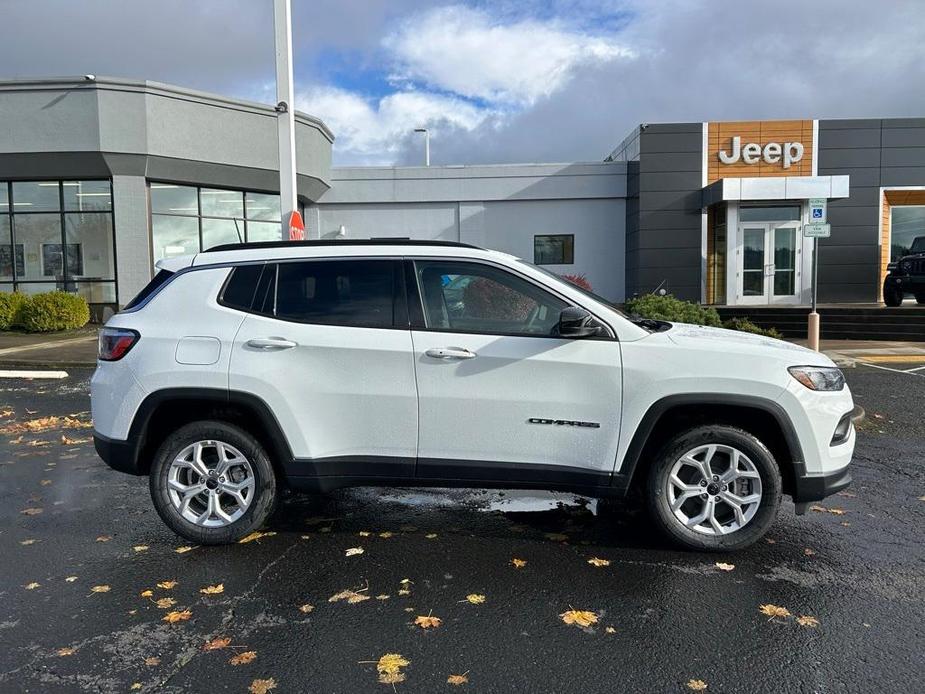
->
[[915, 293, 925, 305], [884, 285, 904, 307], [646, 425, 782, 552], [149, 420, 278, 545]]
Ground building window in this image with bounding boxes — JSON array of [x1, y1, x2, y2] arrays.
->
[[149, 182, 286, 263], [890, 206, 925, 262], [0, 181, 116, 303], [534, 234, 574, 265]]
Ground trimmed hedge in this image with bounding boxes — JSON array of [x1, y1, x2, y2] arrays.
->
[[0, 291, 90, 332], [0, 291, 28, 330], [722, 317, 783, 340], [624, 293, 722, 327]]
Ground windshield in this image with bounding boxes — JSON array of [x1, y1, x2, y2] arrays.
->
[[910, 236, 925, 254], [513, 259, 627, 315]]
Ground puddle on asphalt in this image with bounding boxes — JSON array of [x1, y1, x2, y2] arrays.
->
[[367, 487, 598, 515]]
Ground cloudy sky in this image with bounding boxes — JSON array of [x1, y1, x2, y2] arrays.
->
[[2, 0, 925, 165]]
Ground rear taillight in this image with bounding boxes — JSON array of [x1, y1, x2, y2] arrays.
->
[[98, 328, 140, 361]]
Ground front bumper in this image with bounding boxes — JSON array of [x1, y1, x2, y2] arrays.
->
[[791, 404, 863, 509], [94, 433, 144, 475]]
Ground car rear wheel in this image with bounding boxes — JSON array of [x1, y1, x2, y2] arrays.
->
[[646, 425, 781, 551], [149, 420, 278, 545], [884, 285, 904, 307]]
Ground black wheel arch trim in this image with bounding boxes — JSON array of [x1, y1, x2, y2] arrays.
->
[[613, 393, 806, 491]]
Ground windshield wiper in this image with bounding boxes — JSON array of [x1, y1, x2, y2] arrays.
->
[[629, 315, 672, 332]]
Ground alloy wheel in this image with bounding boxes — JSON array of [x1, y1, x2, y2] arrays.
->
[[665, 443, 763, 536], [166, 440, 255, 527]]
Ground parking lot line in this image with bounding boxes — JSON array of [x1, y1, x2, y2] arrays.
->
[[860, 362, 925, 378], [0, 369, 69, 379], [858, 355, 925, 364]]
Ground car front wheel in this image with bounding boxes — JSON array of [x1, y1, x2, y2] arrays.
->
[[646, 425, 781, 551], [149, 421, 278, 545]]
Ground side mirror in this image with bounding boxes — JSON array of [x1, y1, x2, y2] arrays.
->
[[557, 306, 602, 338]]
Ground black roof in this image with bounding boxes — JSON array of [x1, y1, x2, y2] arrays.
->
[[204, 239, 479, 253]]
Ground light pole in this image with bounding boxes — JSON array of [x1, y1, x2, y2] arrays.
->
[[273, 0, 299, 237], [414, 128, 430, 166]]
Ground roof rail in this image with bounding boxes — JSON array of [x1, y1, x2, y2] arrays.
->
[[204, 239, 480, 253]]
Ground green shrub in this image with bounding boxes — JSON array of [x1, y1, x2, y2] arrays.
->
[[722, 317, 783, 340], [19, 291, 90, 332], [0, 291, 28, 330], [624, 293, 722, 327]]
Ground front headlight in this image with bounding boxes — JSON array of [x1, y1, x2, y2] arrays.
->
[[788, 366, 845, 391]]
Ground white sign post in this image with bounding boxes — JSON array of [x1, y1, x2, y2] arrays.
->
[[804, 199, 829, 351], [273, 0, 299, 238]]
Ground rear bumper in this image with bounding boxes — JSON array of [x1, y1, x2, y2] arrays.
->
[[94, 433, 143, 475]]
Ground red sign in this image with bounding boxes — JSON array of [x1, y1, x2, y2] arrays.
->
[[287, 210, 305, 240]]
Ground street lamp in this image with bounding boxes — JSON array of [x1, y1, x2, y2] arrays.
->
[[414, 128, 430, 166]]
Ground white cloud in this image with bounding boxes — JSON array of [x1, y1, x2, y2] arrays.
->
[[295, 86, 498, 165], [383, 4, 634, 106]]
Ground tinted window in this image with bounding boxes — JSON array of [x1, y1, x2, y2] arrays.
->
[[221, 264, 264, 311], [124, 269, 174, 310], [415, 260, 567, 336], [275, 260, 396, 328], [534, 234, 574, 265]]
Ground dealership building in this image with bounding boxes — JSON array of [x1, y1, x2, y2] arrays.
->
[[1, 77, 924, 321]]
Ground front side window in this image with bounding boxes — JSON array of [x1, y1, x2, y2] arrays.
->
[[274, 260, 397, 328], [415, 260, 567, 336], [534, 234, 574, 265], [891, 206, 925, 261]]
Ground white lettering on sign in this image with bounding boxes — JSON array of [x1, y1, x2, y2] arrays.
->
[[718, 136, 804, 169]]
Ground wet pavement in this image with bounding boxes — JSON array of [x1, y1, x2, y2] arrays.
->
[[0, 366, 922, 693]]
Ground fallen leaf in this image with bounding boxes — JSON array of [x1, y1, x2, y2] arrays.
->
[[587, 557, 610, 567], [203, 637, 232, 651], [758, 604, 791, 620], [133, 545, 149, 553], [414, 613, 442, 629], [545, 533, 568, 542], [140, 589, 154, 598], [797, 615, 820, 628], [766, 538, 776, 544], [20, 508, 43, 516], [299, 604, 314, 613], [329, 589, 371, 604], [378, 531, 394, 538], [464, 594, 486, 605], [605, 626, 616, 634], [918, 495, 925, 502], [238, 531, 276, 544], [162, 610, 192, 624], [376, 594, 390, 600], [374, 653, 410, 685], [447, 673, 469, 685], [559, 609, 598, 628], [511, 558, 527, 569], [155, 597, 176, 609], [803, 548, 816, 556], [19, 539, 36, 546], [714, 562, 735, 571], [687, 679, 708, 691], [130, 683, 142, 691], [174, 545, 195, 554], [57, 647, 75, 656], [358, 531, 371, 537], [229, 650, 257, 666], [25, 582, 40, 590], [249, 679, 277, 694], [345, 547, 365, 557], [65, 576, 78, 582], [809, 505, 847, 516], [425, 533, 438, 539], [90, 585, 111, 594], [144, 656, 160, 666], [40, 479, 52, 486], [96, 536, 111, 543], [157, 580, 178, 590], [828, 508, 846, 515], [200, 583, 224, 595], [61, 434, 91, 445]]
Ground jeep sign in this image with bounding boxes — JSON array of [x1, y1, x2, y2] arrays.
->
[[719, 136, 804, 169]]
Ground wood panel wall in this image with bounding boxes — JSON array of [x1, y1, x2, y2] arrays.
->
[[707, 120, 814, 184]]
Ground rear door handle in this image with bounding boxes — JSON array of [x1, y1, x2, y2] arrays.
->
[[246, 337, 297, 350], [425, 347, 476, 360]]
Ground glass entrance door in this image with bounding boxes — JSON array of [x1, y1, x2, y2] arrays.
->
[[738, 223, 801, 304]]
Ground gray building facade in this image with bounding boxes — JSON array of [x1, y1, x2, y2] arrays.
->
[[1, 77, 924, 313]]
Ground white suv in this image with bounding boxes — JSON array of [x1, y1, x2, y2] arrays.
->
[[91, 240, 860, 551]]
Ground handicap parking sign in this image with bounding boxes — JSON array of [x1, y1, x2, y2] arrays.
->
[[809, 197, 827, 223], [812, 208, 823, 219]]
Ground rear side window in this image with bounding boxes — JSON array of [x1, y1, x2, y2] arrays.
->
[[123, 269, 174, 310], [220, 264, 264, 311], [275, 260, 397, 328]]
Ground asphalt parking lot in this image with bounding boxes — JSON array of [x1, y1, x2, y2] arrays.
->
[[0, 364, 922, 693]]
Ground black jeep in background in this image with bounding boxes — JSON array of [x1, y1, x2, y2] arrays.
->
[[884, 236, 925, 306]]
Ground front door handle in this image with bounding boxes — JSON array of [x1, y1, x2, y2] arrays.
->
[[247, 337, 297, 350], [425, 347, 476, 360]]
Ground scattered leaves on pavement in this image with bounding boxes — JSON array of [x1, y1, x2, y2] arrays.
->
[[203, 637, 232, 651], [803, 548, 816, 556], [174, 546, 195, 554], [230, 650, 257, 666], [20, 508, 43, 516], [154, 597, 176, 609], [156, 580, 178, 590], [758, 604, 791, 620], [57, 647, 75, 656], [714, 562, 735, 571], [447, 673, 469, 685], [140, 589, 154, 598], [687, 679, 708, 691], [425, 533, 438, 539], [238, 531, 276, 544], [413, 613, 442, 629], [587, 557, 610, 567], [605, 626, 616, 634], [95, 536, 111, 543], [809, 505, 847, 515], [144, 656, 160, 666], [65, 576, 77, 582], [25, 582, 40, 590], [329, 589, 370, 604], [559, 609, 598, 628], [378, 531, 394, 538], [133, 545, 149, 553], [511, 558, 527, 569], [90, 585, 111, 594], [249, 679, 277, 694], [19, 539, 36, 546], [797, 615, 820, 628], [345, 547, 365, 557], [369, 653, 409, 685], [463, 594, 485, 605], [200, 583, 224, 595], [162, 610, 192, 624]]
